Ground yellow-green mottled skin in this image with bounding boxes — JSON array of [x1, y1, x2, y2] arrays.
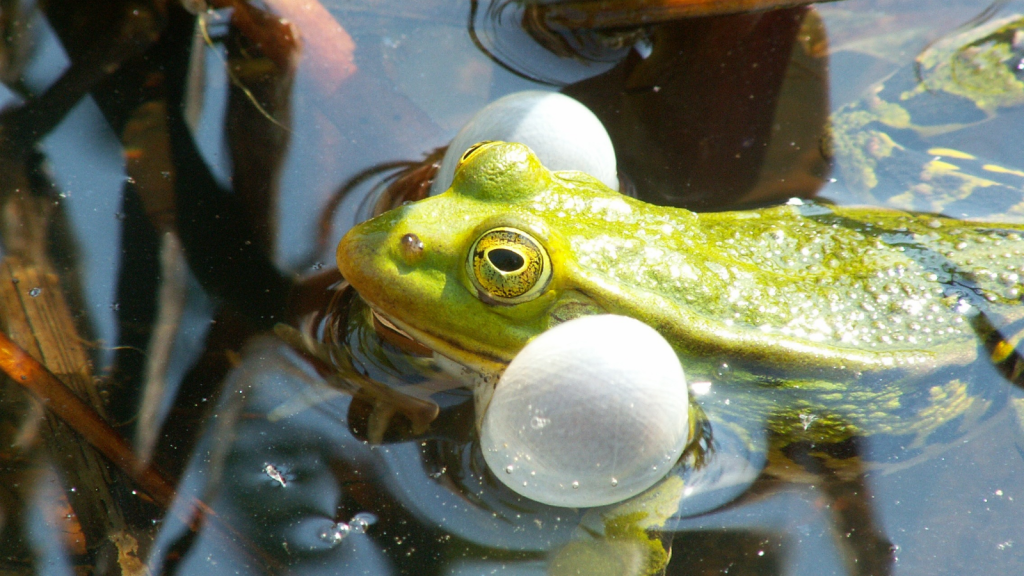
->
[[338, 142, 1024, 450]]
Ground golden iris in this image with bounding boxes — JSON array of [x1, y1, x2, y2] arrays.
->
[[468, 227, 551, 304]]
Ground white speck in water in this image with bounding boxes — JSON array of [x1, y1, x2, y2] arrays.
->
[[263, 463, 287, 487], [799, 413, 817, 431]]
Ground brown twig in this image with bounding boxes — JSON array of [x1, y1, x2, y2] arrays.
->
[[0, 326, 287, 572], [0, 329, 177, 508]]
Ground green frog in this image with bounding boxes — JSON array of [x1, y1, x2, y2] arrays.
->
[[324, 14, 1024, 576], [334, 138, 1024, 572], [339, 136, 1024, 452]]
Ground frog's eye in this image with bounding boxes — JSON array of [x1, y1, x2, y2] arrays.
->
[[468, 227, 551, 304], [457, 141, 497, 168]]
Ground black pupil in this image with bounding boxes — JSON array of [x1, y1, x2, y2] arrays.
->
[[488, 248, 524, 272]]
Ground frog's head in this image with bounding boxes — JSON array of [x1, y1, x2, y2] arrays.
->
[[336, 141, 593, 375]]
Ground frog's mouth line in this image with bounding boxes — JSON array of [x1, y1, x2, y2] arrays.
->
[[370, 308, 431, 355], [367, 304, 509, 375]]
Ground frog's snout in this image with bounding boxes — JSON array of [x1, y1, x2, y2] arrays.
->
[[335, 227, 375, 292]]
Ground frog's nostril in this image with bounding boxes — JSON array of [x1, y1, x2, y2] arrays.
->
[[399, 233, 425, 263]]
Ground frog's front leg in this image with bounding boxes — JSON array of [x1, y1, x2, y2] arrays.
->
[[273, 322, 453, 442], [548, 476, 685, 576]]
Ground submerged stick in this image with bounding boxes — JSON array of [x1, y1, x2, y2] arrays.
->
[[0, 329, 177, 508]]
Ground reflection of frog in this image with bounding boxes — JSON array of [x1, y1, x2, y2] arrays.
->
[[830, 14, 1024, 220], [336, 139, 1024, 574]]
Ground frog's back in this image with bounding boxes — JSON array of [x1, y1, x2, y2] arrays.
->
[[543, 173, 1024, 375]]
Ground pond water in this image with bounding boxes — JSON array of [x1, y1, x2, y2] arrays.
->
[[1, 0, 1023, 575]]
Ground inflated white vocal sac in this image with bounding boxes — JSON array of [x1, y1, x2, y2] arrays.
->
[[430, 90, 618, 196], [480, 315, 690, 508]]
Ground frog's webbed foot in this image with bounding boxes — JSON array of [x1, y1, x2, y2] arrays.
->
[[274, 322, 454, 442], [549, 476, 684, 576]]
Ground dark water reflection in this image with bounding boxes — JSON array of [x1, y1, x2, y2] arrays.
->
[[148, 337, 582, 575], [1, 0, 1024, 575]]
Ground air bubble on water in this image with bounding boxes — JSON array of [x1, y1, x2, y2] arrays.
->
[[318, 512, 377, 546], [349, 512, 377, 534], [505, 465, 514, 474], [571, 481, 579, 490], [28, 287, 41, 297], [610, 478, 618, 487], [319, 522, 351, 545]]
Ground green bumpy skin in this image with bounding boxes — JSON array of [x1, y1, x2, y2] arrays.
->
[[338, 142, 1024, 448]]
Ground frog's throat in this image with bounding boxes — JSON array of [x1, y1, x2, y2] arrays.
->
[[368, 305, 510, 377]]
